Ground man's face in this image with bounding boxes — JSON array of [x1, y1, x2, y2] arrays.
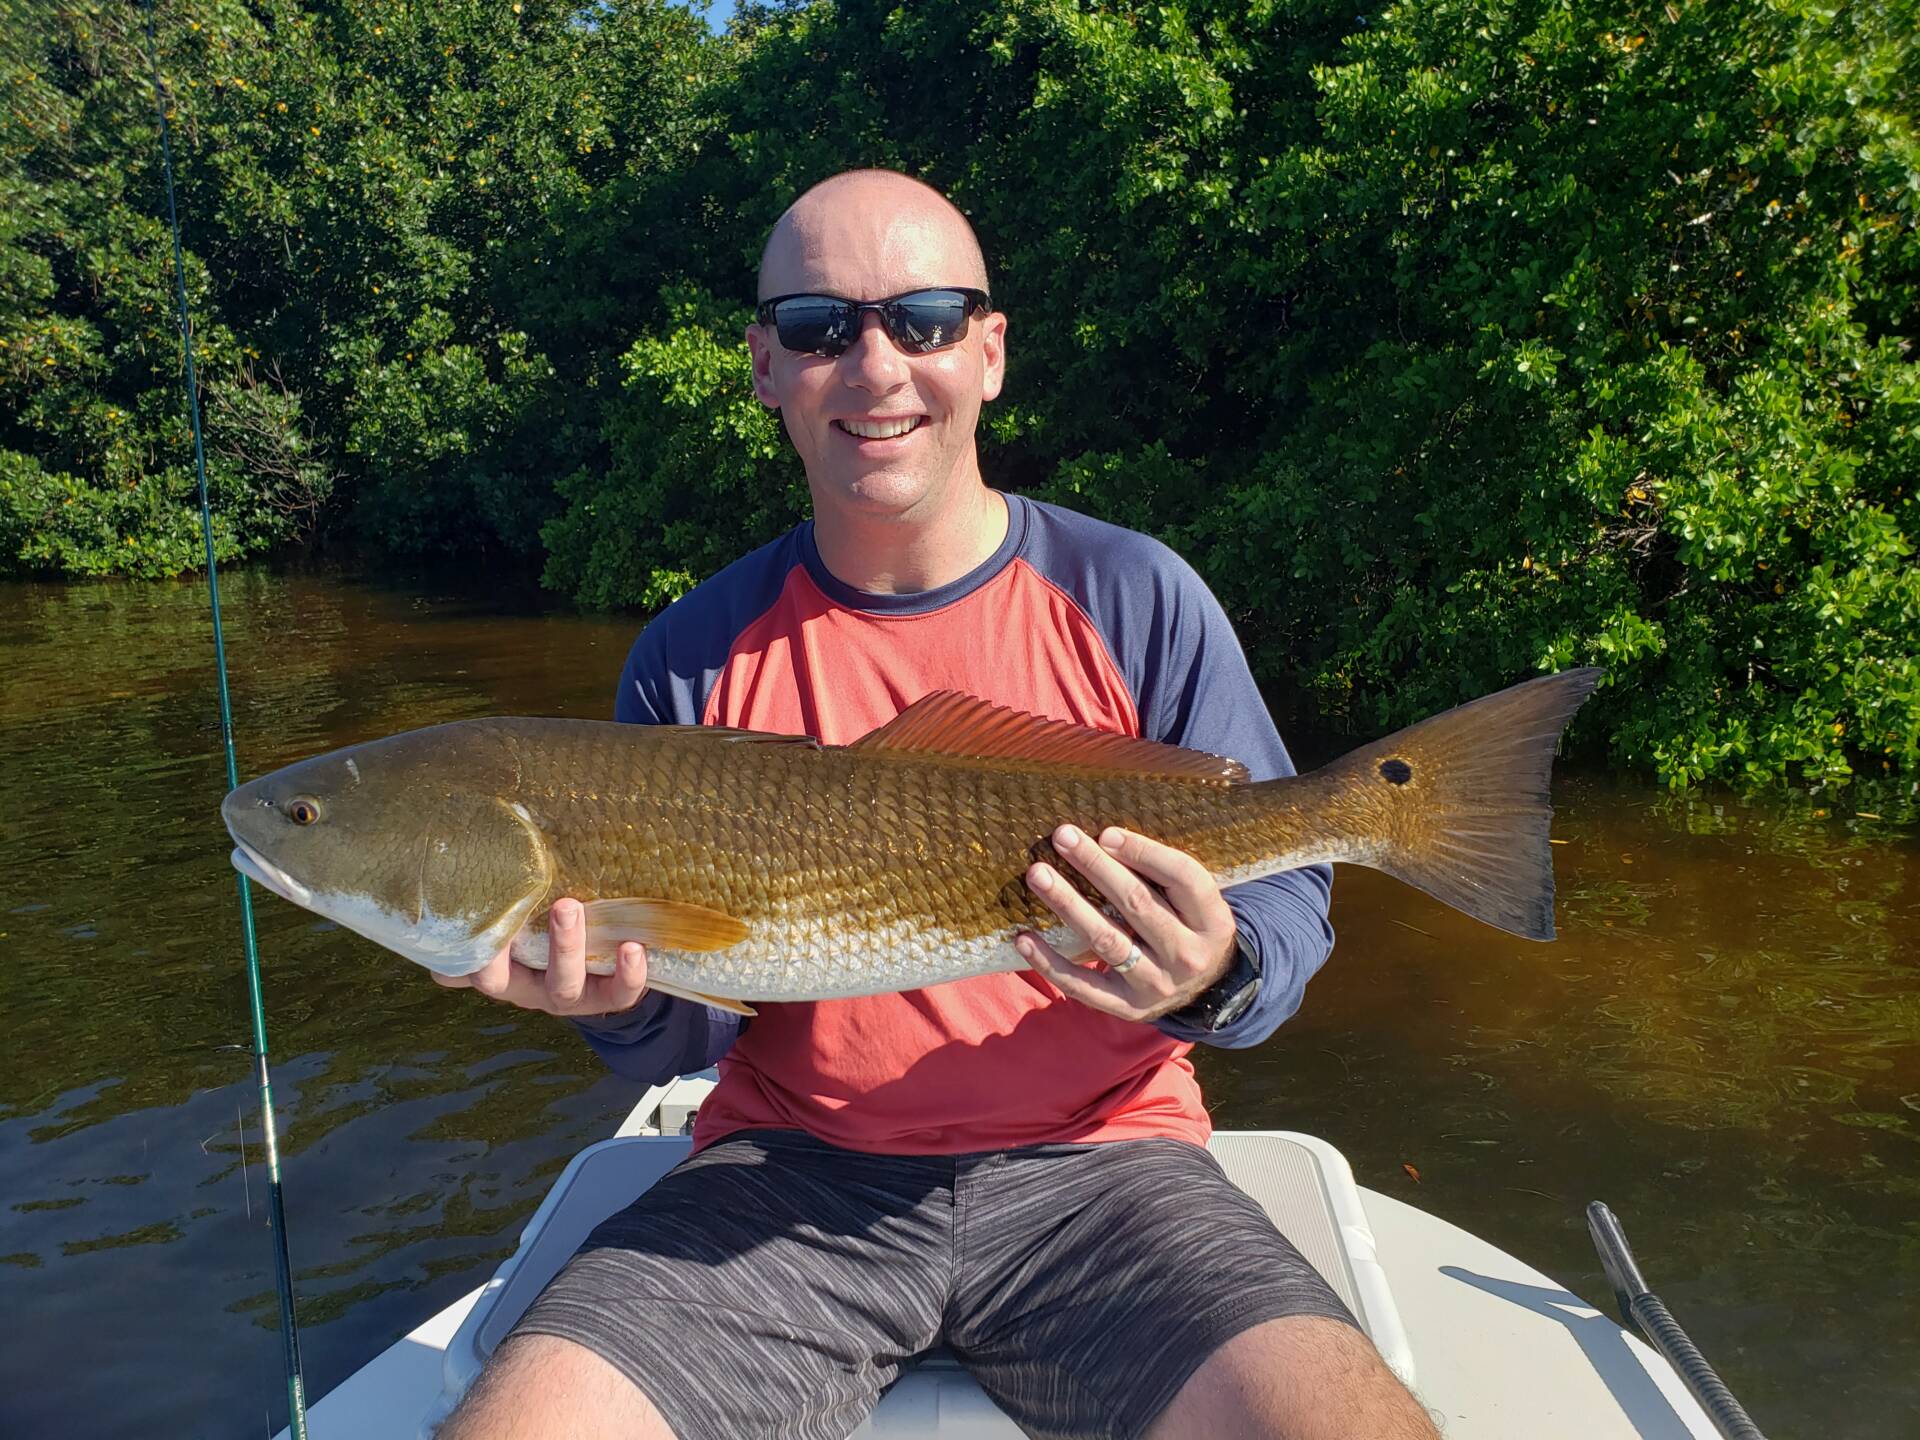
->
[[748, 195, 1006, 525]]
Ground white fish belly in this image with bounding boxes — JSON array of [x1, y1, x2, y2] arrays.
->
[[513, 906, 1088, 1002], [516, 844, 1358, 1002], [643, 917, 1046, 1002], [513, 846, 1366, 1002]]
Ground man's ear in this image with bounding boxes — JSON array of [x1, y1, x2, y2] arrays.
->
[[978, 310, 1008, 404], [746, 323, 782, 410]]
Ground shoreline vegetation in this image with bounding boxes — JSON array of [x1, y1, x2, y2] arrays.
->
[[4, 0, 1916, 790]]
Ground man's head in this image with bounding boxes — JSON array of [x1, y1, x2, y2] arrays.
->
[[748, 170, 1006, 527]]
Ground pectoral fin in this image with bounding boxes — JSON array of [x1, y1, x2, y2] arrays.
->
[[579, 896, 751, 951], [576, 897, 757, 1015]]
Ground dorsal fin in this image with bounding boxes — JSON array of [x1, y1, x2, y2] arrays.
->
[[849, 691, 1250, 784]]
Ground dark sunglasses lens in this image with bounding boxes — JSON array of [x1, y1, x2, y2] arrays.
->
[[772, 296, 855, 355], [887, 290, 973, 352]]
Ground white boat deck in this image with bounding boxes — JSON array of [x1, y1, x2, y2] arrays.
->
[[281, 1076, 1722, 1438]]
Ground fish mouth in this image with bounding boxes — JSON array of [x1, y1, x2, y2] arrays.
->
[[230, 840, 313, 909]]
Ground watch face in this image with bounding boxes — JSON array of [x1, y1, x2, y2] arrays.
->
[[1212, 976, 1260, 1029]]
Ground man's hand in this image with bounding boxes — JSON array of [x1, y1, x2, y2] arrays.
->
[[432, 897, 651, 1018], [1015, 825, 1238, 1022]]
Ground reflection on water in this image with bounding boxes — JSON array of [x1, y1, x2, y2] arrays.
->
[[1, 566, 1915, 1438]]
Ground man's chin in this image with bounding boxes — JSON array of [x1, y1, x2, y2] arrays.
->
[[815, 469, 941, 517]]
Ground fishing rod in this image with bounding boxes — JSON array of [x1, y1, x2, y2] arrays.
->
[[139, 3, 310, 1434], [1586, 1201, 1765, 1440]]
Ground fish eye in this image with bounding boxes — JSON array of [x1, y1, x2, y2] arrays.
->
[[286, 797, 322, 826]]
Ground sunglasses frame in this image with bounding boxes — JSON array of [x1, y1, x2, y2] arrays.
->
[[755, 287, 993, 358]]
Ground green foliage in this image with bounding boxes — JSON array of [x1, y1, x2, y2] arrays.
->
[[0, 0, 711, 571], [543, 288, 801, 610], [0, 2, 299, 573], [6, 0, 1918, 788], [1248, 0, 1920, 787]]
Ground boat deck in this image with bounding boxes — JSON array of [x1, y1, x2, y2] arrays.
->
[[282, 1076, 1720, 1438]]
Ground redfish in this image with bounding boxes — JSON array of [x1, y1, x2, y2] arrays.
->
[[222, 670, 1600, 1012]]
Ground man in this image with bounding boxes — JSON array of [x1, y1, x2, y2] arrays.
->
[[439, 170, 1437, 1440]]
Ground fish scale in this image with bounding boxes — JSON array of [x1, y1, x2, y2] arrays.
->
[[222, 672, 1602, 1001], [535, 732, 1300, 990]]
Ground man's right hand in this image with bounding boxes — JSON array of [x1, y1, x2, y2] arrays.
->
[[432, 896, 651, 1018]]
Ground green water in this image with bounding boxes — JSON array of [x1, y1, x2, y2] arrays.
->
[[1, 567, 1915, 1438]]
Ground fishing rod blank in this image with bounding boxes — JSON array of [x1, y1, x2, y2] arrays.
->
[[140, 3, 310, 1434], [1587, 1200, 1765, 1440]]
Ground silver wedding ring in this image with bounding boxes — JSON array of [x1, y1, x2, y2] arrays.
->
[[1111, 941, 1145, 975]]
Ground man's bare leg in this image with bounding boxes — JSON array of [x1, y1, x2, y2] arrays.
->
[[1146, 1315, 1439, 1440], [436, 1334, 677, 1440]]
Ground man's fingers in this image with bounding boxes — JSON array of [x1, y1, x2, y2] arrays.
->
[[1026, 859, 1105, 945], [430, 904, 650, 1019], [1095, 826, 1220, 926], [1016, 932, 1135, 1017], [618, 939, 648, 990], [583, 941, 649, 1015], [1018, 930, 1180, 1016], [1036, 825, 1182, 957], [467, 948, 518, 1000], [544, 898, 589, 1007]]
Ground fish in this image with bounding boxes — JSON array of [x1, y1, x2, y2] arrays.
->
[[221, 668, 1602, 1012]]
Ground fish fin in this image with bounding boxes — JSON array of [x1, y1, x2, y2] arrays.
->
[[639, 975, 759, 1017], [579, 897, 751, 952], [851, 691, 1250, 784], [1313, 667, 1602, 941], [654, 723, 822, 749]]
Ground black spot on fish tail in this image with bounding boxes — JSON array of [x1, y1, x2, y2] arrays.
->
[[1305, 667, 1602, 940]]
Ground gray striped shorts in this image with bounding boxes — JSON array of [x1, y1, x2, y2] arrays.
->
[[513, 1128, 1359, 1440]]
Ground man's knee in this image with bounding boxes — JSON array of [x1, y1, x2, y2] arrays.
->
[[1148, 1314, 1439, 1440], [436, 1332, 676, 1440]]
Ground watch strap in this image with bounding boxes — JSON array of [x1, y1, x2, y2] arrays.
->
[[1166, 931, 1262, 1032]]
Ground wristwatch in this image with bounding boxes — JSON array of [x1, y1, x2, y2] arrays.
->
[[1166, 932, 1262, 1032]]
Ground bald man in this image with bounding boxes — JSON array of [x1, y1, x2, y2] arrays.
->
[[439, 170, 1438, 1440]]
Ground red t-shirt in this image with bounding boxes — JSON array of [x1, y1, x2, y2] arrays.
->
[[588, 495, 1333, 1154]]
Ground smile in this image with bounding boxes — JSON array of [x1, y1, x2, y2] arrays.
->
[[834, 416, 926, 440]]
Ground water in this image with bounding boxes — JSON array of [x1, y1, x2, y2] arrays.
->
[[1, 566, 1914, 1438]]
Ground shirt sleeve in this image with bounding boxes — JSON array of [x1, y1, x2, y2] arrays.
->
[[560, 626, 747, 1078], [572, 989, 743, 1085], [1133, 558, 1335, 1050]]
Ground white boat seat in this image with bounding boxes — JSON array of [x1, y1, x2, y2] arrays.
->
[[433, 1130, 1410, 1438]]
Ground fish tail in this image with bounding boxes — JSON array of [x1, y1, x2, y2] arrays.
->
[[1305, 667, 1602, 940]]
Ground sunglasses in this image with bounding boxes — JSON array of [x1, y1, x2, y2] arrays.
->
[[755, 287, 992, 358]]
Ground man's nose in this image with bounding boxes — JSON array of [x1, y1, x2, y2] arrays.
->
[[840, 311, 909, 390]]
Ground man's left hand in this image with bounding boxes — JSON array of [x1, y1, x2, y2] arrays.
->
[[1015, 824, 1238, 1023]]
